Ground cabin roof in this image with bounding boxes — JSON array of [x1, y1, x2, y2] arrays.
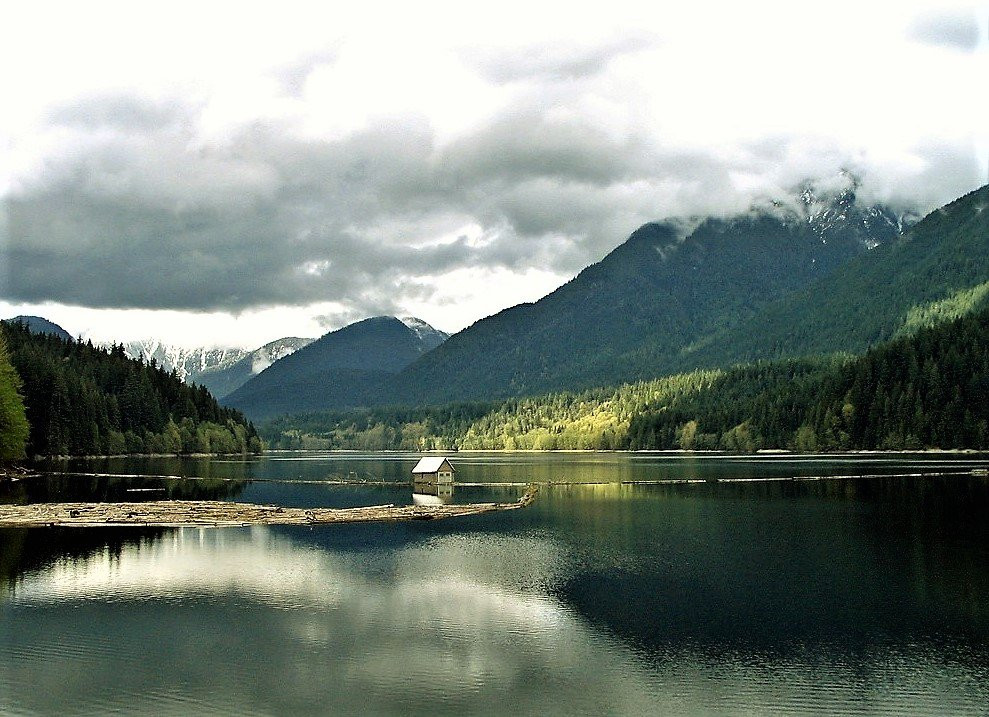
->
[[411, 457, 455, 474]]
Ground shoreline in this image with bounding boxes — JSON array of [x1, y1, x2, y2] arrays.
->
[[32, 451, 263, 461], [268, 447, 989, 456]]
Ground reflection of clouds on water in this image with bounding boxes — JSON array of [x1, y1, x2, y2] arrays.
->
[[0, 496, 989, 715], [6, 527, 664, 715]]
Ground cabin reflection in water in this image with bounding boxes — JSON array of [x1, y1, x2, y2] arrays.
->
[[412, 482, 454, 506]]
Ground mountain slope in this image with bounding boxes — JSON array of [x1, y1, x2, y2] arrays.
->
[[387, 189, 905, 404], [7, 316, 72, 342], [679, 184, 989, 369], [124, 340, 247, 382], [225, 316, 447, 419], [193, 337, 313, 398]]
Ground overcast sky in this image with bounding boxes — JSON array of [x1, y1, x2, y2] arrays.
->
[[2, 0, 987, 347]]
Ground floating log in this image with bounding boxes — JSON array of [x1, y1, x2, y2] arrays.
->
[[0, 485, 539, 528]]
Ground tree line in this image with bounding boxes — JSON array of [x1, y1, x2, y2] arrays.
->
[[261, 371, 721, 451], [628, 305, 989, 450], [263, 304, 989, 453], [0, 321, 262, 459]]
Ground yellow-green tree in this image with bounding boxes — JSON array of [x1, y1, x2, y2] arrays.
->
[[0, 330, 29, 461]]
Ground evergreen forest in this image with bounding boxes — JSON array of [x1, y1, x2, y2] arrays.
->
[[0, 321, 262, 459]]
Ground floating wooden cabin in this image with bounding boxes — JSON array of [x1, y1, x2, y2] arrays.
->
[[411, 456, 455, 484]]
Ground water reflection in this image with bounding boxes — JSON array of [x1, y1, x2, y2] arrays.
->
[[3, 522, 988, 716], [33, 450, 989, 486], [0, 472, 246, 506], [0, 477, 247, 593], [412, 481, 454, 505], [1, 528, 665, 715], [3, 456, 989, 715]]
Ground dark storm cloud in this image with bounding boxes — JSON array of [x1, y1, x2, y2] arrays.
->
[[2, 82, 980, 316], [907, 8, 980, 51]]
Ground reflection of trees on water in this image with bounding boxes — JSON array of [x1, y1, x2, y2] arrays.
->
[[539, 475, 989, 656], [38, 455, 258, 482], [0, 527, 165, 594], [0, 475, 247, 592], [0, 474, 247, 506]]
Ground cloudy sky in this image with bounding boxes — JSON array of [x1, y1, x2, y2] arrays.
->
[[2, 0, 987, 348]]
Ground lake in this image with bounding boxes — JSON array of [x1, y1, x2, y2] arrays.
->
[[2, 452, 989, 715]]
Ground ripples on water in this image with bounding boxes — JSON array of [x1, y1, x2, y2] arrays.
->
[[2, 453, 989, 715]]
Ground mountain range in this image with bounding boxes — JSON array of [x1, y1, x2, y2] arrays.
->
[[10, 179, 989, 425], [254, 181, 984, 420], [379, 184, 913, 405], [122, 337, 313, 398]]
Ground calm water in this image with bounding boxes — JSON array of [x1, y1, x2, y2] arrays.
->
[[2, 452, 989, 715]]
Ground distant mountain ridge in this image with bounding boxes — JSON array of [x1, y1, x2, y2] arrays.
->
[[123, 340, 246, 381], [190, 337, 314, 398], [225, 316, 448, 419], [5, 316, 73, 342], [123, 336, 314, 397]]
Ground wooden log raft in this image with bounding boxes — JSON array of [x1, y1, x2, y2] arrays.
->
[[0, 485, 539, 528]]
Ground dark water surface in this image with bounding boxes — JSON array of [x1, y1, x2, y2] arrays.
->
[[2, 452, 989, 715]]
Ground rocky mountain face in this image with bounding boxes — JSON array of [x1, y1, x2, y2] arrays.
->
[[193, 337, 315, 398], [123, 341, 247, 382], [123, 337, 314, 397]]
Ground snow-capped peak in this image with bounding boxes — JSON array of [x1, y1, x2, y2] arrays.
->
[[399, 316, 446, 340]]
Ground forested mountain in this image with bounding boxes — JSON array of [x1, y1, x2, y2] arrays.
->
[[7, 316, 72, 342], [263, 302, 989, 452], [0, 321, 261, 457], [225, 316, 448, 420], [681, 184, 989, 368], [627, 302, 989, 451], [382, 188, 906, 405]]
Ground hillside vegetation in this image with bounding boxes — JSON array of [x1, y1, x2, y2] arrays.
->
[[2, 321, 262, 457], [262, 371, 723, 451], [630, 305, 989, 451]]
